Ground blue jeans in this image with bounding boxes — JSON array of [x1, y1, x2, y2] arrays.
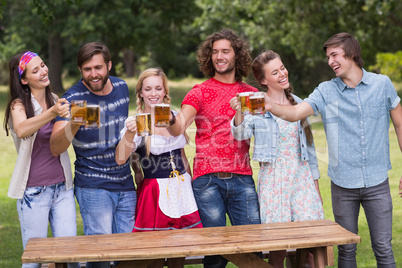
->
[[75, 186, 136, 268], [17, 182, 80, 268], [193, 173, 260, 268], [331, 179, 395, 268]]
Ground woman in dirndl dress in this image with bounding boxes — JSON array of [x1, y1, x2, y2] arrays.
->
[[116, 68, 202, 268]]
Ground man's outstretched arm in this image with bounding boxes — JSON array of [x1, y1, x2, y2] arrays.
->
[[265, 93, 315, 122], [167, 104, 197, 137]]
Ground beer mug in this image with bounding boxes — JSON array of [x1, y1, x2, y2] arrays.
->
[[239, 92, 253, 114], [136, 113, 152, 136], [249, 92, 265, 115], [154, 104, 170, 127], [86, 105, 100, 129], [70, 100, 87, 124]]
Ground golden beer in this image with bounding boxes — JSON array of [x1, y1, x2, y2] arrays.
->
[[249, 92, 265, 115], [136, 113, 152, 136], [239, 92, 252, 114], [86, 105, 100, 129], [154, 104, 170, 127], [71, 100, 87, 124]]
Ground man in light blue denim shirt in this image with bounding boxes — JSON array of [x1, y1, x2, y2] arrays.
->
[[264, 33, 402, 267]]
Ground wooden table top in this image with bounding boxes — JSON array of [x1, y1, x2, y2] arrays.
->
[[22, 219, 360, 264]]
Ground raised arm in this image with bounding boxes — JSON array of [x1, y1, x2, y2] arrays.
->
[[265, 94, 315, 122], [50, 120, 80, 156], [115, 116, 137, 165], [229, 94, 244, 127], [167, 104, 197, 137], [11, 98, 69, 139], [390, 103, 402, 197]]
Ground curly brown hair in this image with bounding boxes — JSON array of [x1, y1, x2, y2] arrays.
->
[[197, 29, 252, 82]]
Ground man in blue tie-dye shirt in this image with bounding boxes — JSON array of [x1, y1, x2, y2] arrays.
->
[[50, 42, 136, 268]]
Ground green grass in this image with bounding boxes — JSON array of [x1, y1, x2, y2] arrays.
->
[[1, 80, 402, 267]]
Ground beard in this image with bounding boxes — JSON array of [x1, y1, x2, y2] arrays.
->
[[213, 61, 235, 76], [82, 71, 110, 92]]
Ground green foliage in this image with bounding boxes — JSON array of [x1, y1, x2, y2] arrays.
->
[[0, 0, 6, 19], [369, 51, 402, 82], [0, 0, 202, 83], [0, 0, 402, 88], [193, 0, 402, 94]]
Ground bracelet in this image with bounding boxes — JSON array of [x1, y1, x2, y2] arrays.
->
[[169, 111, 176, 126]]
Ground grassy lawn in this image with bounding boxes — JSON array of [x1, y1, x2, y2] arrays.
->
[[0, 79, 402, 267]]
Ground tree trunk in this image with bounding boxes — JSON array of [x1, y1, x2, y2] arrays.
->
[[48, 34, 64, 94], [123, 49, 135, 77]]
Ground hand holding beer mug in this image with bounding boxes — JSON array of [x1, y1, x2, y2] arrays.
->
[[249, 92, 265, 115], [154, 104, 170, 127], [229, 94, 241, 111], [71, 100, 87, 125], [136, 113, 152, 136], [125, 116, 137, 134], [55, 98, 70, 119]]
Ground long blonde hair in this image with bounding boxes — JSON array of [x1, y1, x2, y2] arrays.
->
[[252, 50, 314, 146], [135, 68, 171, 156], [136, 68, 171, 114]]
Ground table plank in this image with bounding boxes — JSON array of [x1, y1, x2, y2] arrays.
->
[[22, 220, 360, 264]]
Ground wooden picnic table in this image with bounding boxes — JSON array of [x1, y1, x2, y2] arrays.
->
[[22, 219, 360, 268]]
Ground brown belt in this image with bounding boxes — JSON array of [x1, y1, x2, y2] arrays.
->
[[214, 172, 236, 179]]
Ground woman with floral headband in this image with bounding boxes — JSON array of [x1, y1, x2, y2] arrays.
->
[[4, 52, 79, 268]]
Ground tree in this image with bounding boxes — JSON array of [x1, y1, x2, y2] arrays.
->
[[0, 0, 6, 19], [193, 0, 402, 95], [1, 0, 401, 92], [0, 0, 202, 92]]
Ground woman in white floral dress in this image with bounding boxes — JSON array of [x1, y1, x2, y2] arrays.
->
[[230, 50, 324, 268]]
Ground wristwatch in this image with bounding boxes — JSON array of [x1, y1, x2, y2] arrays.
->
[[169, 111, 176, 126]]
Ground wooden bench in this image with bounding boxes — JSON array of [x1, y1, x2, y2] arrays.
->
[[23, 219, 360, 268]]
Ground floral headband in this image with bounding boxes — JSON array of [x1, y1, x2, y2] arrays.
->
[[18, 51, 38, 79]]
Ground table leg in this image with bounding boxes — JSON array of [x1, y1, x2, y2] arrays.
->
[[325, 246, 334, 266], [222, 253, 273, 268], [295, 249, 308, 268], [312, 247, 326, 268], [297, 247, 330, 268]]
